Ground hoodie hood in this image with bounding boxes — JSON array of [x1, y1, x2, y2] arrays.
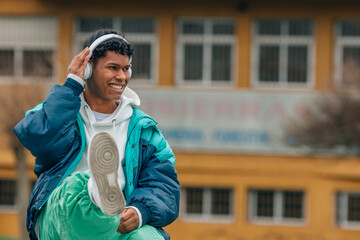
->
[[79, 86, 140, 127]]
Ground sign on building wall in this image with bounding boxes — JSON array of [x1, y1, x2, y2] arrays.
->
[[134, 88, 317, 154]]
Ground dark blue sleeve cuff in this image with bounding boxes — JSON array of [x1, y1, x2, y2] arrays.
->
[[63, 78, 84, 96]]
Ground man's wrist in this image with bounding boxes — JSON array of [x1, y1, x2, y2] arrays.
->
[[67, 73, 85, 87]]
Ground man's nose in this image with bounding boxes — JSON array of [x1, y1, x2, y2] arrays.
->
[[116, 69, 127, 80]]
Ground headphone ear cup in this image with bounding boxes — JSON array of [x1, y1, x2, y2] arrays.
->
[[83, 62, 92, 80], [128, 68, 132, 78]]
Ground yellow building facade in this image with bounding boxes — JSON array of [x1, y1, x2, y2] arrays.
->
[[1, 0, 360, 239]]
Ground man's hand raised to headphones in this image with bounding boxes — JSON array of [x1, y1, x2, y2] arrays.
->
[[68, 47, 90, 79]]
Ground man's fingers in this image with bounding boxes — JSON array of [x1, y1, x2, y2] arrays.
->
[[117, 220, 137, 234], [77, 47, 90, 58], [67, 47, 90, 76], [74, 48, 90, 67], [83, 54, 90, 66], [119, 208, 136, 222], [120, 217, 137, 227], [119, 208, 130, 222], [117, 208, 139, 233], [71, 48, 88, 62]]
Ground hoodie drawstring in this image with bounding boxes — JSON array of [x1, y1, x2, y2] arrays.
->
[[84, 105, 96, 136], [84, 105, 119, 143], [112, 119, 116, 138]]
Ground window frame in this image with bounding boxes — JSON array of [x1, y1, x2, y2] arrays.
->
[[334, 20, 360, 88], [0, 178, 37, 213], [73, 17, 158, 86], [336, 191, 360, 229], [248, 189, 306, 225], [181, 186, 234, 222], [251, 18, 315, 88], [176, 17, 237, 87], [0, 178, 16, 212], [0, 17, 57, 84]]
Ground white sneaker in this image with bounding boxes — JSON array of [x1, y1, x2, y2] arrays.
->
[[87, 132, 125, 216]]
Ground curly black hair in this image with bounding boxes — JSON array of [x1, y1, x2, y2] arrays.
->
[[83, 29, 134, 65]]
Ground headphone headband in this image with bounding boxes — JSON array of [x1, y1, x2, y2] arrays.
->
[[88, 34, 129, 58], [83, 34, 132, 80]]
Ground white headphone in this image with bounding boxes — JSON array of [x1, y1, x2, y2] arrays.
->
[[83, 34, 132, 80]]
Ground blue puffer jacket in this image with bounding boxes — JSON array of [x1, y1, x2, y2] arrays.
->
[[13, 78, 180, 240]]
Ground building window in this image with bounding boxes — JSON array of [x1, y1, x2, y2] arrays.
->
[[182, 187, 233, 221], [176, 18, 236, 86], [334, 21, 360, 88], [337, 191, 360, 228], [0, 50, 14, 76], [252, 19, 314, 87], [0, 179, 16, 209], [23, 50, 53, 77], [0, 179, 37, 210], [0, 17, 57, 83], [248, 189, 305, 224], [74, 17, 157, 84]]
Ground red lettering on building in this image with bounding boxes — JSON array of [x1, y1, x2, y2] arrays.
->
[[240, 102, 260, 120]]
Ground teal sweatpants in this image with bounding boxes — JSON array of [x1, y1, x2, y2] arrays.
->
[[38, 172, 164, 240]]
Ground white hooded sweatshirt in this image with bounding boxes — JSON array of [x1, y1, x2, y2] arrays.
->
[[73, 87, 140, 192]]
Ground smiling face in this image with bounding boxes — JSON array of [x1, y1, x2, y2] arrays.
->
[[84, 51, 131, 113]]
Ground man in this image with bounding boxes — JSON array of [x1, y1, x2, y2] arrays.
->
[[13, 29, 180, 240]]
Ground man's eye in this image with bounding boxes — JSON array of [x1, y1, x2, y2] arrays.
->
[[123, 67, 130, 71]]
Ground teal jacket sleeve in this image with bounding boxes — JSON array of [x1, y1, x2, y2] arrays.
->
[[126, 128, 180, 228]]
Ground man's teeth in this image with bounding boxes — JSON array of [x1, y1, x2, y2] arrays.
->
[[110, 84, 123, 89]]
